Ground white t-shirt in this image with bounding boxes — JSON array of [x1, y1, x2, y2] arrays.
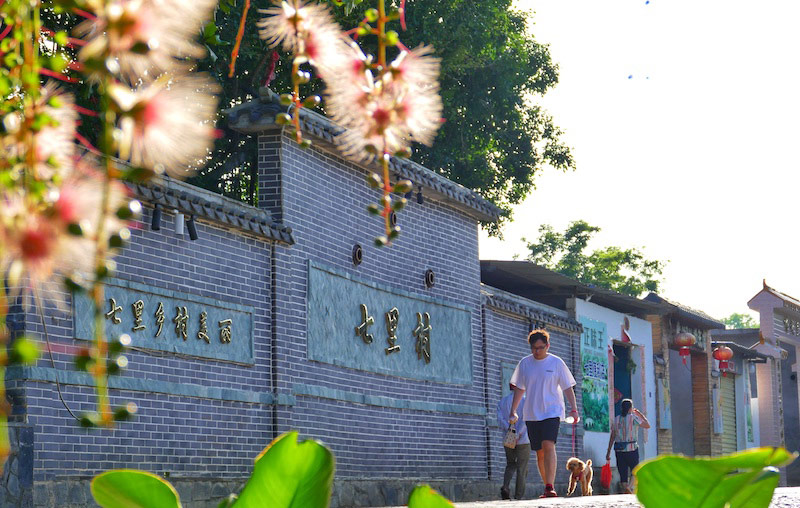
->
[[510, 353, 576, 422]]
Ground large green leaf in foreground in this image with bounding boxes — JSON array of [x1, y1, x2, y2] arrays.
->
[[91, 469, 181, 508], [233, 431, 335, 508], [635, 447, 796, 508], [408, 485, 454, 508]]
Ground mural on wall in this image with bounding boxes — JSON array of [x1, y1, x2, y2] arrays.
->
[[578, 317, 609, 432]]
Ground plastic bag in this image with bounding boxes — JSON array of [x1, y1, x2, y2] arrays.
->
[[601, 462, 612, 489]]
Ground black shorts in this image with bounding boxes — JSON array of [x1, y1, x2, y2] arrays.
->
[[525, 418, 560, 451]]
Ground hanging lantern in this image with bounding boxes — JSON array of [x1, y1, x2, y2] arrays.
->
[[674, 332, 696, 365], [713, 345, 734, 377]]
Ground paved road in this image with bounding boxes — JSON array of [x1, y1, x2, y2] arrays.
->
[[380, 487, 800, 507]]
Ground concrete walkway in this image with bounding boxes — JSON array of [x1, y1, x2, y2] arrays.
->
[[379, 487, 800, 507]]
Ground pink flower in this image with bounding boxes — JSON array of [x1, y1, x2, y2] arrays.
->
[[0, 161, 131, 307], [76, 0, 217, 80], [2, 84, 76, 180], [34, 85, 77, 179], [325, 46, 442, 158], [111, 73, 220, 176], [257, 0, 349, 77]]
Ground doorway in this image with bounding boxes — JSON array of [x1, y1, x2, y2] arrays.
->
[[613, 344, 632, 416]]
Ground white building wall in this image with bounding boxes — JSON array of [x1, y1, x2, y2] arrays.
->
[[572, 299, 657, 466]]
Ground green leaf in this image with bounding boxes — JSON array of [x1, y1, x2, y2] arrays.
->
[[408, 485, 454, 508], [233, 431, 334, 508], [728, 467, 781, 508], [91, 470, 181, 508], [202, 21, 224, 46], [9, 337, 39, 365], [635, 447, 796, 508]]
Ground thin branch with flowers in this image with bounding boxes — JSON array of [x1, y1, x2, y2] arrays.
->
[[255, 0, 443, 246], [0, 0, 219, 469]]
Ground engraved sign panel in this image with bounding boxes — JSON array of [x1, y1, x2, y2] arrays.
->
[[307, 261, 473, 384], [73, 278, 255, 364]]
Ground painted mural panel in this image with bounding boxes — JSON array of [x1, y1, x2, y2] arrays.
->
[[307, 261, 473, 384], [579, 317, 609, 432]]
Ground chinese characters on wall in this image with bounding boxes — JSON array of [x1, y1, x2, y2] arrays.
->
[[355, 304, 432, 363], [783, 316, 800, 337], [104, 297, 234, 345]]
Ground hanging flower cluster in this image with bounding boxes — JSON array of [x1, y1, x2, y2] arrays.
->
[[257, 0, 443, 246]]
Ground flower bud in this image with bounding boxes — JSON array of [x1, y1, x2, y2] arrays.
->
[[366, 173, 382, 189]]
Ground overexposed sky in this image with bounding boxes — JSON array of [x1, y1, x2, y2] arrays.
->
[[479, 0, 800, 320]]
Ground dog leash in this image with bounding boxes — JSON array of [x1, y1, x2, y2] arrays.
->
[[566, 415, 577, 456], [572, 418, 576, 457]]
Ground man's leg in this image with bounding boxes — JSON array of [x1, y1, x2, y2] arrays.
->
[[501, 446, 516, 499], [514, 443, 531, 499], [541, 440, 557, 486], [535, 448, 546, 483]]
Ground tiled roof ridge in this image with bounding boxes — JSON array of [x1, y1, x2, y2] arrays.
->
[[129, 175, 295, 244], [481, 286, 583, 333], [225, 88, 503, 222], [647, 292, 723, 327], [762, 280, 800, 308]]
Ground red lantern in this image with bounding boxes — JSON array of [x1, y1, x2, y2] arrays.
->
[[674, 332, 696, 364], [713, 345, 734, 377]]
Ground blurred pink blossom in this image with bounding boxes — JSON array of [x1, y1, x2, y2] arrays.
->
[[111, 73, 219, 176], [76, 0, 217, 80], [257, 0, 349, 77]]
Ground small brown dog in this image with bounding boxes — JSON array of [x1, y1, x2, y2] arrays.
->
[[566, 457, 593, 496]]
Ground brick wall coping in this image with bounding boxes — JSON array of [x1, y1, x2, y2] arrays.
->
[[6, 366, 274, 404], [292, 383, 485, 416], [482, 285, 583, 334], [130, 174, 295, 244], [226, 88, 503, 223]]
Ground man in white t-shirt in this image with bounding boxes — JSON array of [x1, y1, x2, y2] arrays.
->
[[509, 329, 578, 498]]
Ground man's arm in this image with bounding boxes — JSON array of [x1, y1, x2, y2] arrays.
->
[[565, 386, 579, 422], [509, 386, 524, 424]]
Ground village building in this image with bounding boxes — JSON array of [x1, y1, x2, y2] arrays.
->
[[708, 329, 768, 454], [747, 282, 800, 485], [643, 294, 725, 458]]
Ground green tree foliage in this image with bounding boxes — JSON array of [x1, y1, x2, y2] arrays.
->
[[335, 0, 574, 230], [524, 220, 666, 297], [191, 0, 574, 226], [721, 313, 759, 330]]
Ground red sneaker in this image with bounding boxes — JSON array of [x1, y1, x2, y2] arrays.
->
[[538, 486, 558, 498]]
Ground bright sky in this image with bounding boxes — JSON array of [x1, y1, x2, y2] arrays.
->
[[478, 0, 800, 321]]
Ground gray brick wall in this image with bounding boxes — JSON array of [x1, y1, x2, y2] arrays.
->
[[15, 208, 276, 487], [261, 132, 487, 480], [10, 123, 586, 506]]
